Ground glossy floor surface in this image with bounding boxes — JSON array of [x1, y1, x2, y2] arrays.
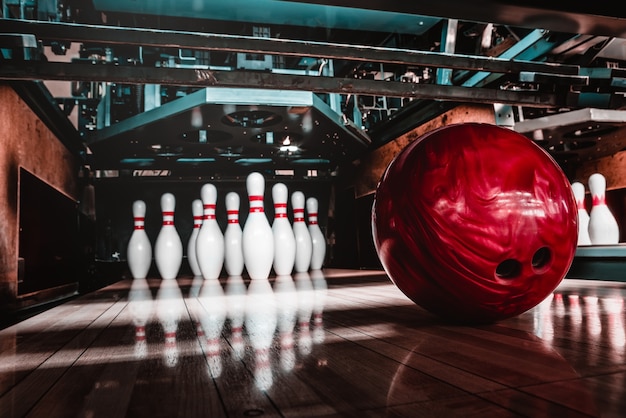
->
[[1, 269, 625, 417]]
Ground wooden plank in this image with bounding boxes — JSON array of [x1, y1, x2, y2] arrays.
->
[[0, 293, 126, 398], [25, 279, 226, 418], [0, 298, 127, 417]]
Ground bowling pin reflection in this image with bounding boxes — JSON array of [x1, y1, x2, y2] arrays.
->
[[189, 275, 204, 299], [188, 275, 206, 348], [128, 278, 154, 359], [155, 279, 185, 367], [603, 297, 626, 354], [273, 275, 298, 372], [311, 270, 328, 344], [294, 272, 314, 356], [245, 278, 277, 391], [584, 296, 602, 337], [532, 293, 554, 342], [197, 278, 227, 378], [225, 275, 247, 360]]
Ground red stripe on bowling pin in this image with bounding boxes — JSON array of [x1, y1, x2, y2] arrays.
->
[[162, 211, 174, 226], [227, 209, 239, 224], [592, 194, 606, 206], [134, 216, 145, 230], [274, 202, 288, 218], [204, 203, 216, 220], [294, 208, 305, 222], [249, 195, 264, 213], [308, 211, 318, 225], [193, 215, 203, 228]]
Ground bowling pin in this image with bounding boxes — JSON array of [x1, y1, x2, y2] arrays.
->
[[127, 200, 152, 279], [571, 182, 591, 246], [154, 193, 183, 280], [588, 173, 619, 245], [292, 191, 312, 273], [196, 183, 225, 280], [306, 197, 326, 270], [272, 183, 296, 276], [242, 172, 274, 280], [224, 192, 244, 276], [187, 199, 203, 276]]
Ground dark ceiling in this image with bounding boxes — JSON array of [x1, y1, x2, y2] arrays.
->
[[2, 1, 626, 178]]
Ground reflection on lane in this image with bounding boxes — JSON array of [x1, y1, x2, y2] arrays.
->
[[245, 278, 277, 391], [225, 275, 246, 360], [128, 277, 153, 359], [197, 277, 226, 378], [274, 274, 297, 372], [140, 271, 329, 392], [155, 279, 185, 368], [295, 272, 314, 356], [312, 269, 328, 344], [533, 280, 626, 358]]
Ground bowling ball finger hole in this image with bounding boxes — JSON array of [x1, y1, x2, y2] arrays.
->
[[495, 259, 522, 279], [531, 247, 552, 272]]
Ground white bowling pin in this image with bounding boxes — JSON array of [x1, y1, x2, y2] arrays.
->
[[242, 172, 274, 280], [571, 182, 591, 246], [196, 184, 225, 280], [187, 199, 203, 276], [272, 183, 296, 276], [127, 200, 152, 279], [292, 191, 312, 273], [306, 197, 326, 270], [588, 173, 619, 245], [154, 193, 183, 280], [224, 192, 244, 276]]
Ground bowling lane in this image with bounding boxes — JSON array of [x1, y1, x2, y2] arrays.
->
[[0, 269, 625, 417]]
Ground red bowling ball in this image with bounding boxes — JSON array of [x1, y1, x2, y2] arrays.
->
[[372, 123, 578, 323]]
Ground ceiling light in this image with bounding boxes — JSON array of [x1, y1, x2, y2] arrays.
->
[[279, 145, 299, 152]]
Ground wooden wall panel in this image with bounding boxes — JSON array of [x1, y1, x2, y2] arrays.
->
[[351, 104, 496, 198], [575, 151, 626, 191], [0, 84, 79, 309]]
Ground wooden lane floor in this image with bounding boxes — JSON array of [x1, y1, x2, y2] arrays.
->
[[1, 269, 625, 417]]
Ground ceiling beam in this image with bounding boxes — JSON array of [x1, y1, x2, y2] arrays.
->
[[0, 19, 580, 76], [0, 61, 561, 108]]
